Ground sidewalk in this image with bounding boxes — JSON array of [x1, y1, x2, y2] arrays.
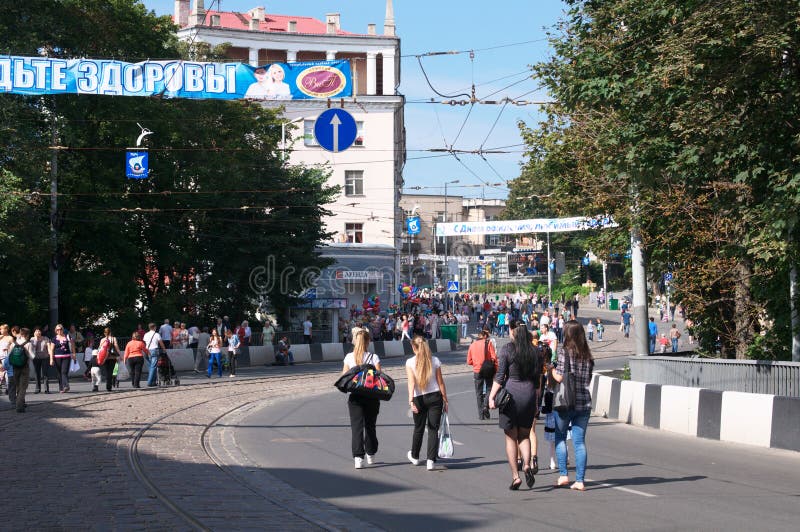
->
[[458, 304, 690, 360]]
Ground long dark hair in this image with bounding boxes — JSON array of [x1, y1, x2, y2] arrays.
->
[[562, 320, 593, 361], [510, 324, 537, 379]]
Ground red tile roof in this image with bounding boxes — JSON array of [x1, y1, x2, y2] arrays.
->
[[186, 10, 361, 36]]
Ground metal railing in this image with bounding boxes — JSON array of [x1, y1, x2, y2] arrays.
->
[[628, 356, 800, 397]]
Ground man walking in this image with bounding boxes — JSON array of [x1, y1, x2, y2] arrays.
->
[[158, 319, 173, 349], [302, 316, 313, 344], [144, 323, 166, 387], [648, 317, 658, 354]]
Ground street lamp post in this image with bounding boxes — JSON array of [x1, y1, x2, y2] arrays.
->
[[281, 116, 304, 162], [443, 179, 459, 312]]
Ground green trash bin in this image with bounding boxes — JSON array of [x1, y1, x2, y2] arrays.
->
[[440, 324, 458, 344], [608, 298, 619, 311]]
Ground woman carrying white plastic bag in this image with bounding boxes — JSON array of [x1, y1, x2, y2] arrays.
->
[[438, 410, 454, 459], [406, 336, 449, 471]]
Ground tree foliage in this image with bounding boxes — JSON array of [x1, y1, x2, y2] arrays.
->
[[509, 0, 800, 358], [0, 0, 337, 331]]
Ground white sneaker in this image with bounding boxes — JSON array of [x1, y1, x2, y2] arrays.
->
[[550, 458, 557, 470], [366, 454, 375, 465], [354, 457, 364, 469], [427, 460, 446, 471], [407, 451, 421, 466]]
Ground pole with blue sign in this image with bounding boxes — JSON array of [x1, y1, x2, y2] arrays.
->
[[406, 215, 420, 284], [314, 108, 358, 153], [126, 123, 153, 179]]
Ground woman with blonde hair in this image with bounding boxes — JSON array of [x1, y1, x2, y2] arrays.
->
[[406, 335, 449, 471], [342, 329, 381, 469]]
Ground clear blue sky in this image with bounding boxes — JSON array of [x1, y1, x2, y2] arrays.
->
[[142, 1, 565, 200]]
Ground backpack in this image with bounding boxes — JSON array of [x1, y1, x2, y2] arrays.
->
[[8, 341, 30, 368]]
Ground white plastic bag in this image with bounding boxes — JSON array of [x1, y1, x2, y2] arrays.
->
[[69, 359, 81, 374], [438, 411, 454, 459]]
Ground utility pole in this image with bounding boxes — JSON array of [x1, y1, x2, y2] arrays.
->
[[443, 179, 459, 311], [49, 116, 59, 333], [630, 180, 649, 357]]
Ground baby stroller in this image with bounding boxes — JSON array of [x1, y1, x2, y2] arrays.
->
[[157, 351, 180, 386]]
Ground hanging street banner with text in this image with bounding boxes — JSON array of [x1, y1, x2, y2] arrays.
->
[[435, 216, 618, 237], [0, 56, 352, 100]]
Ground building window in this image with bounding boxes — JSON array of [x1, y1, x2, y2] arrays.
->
[[345, 223, 363, 243], [304, 120, 364, 147], [304, 120, 318, 146], [435, 212, 446, 246], [344, 170, 364, 196]]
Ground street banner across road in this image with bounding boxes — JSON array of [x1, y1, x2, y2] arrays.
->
[[0, 56, 351, 100], [435, 215, 618, 237]]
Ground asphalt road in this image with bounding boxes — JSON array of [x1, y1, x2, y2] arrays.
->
[[230, 354, 800, 532]]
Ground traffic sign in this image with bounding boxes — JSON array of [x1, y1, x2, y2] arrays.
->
[[406, 216, 421, 235], [447, 281, 459, 293], [664, 272, 673, 282], [582, 257, 590, 266], [314, 108, 357, 153]]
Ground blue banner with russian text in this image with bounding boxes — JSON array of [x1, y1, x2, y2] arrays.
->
[[0, 56, 352, 100]]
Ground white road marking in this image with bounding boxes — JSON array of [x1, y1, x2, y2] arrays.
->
[[585, 478, 657, 498]]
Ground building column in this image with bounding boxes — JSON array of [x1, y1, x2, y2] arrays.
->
[[382, 51, 395, 95], [326, 50, 337, 61], [366, 52, 377, 96], [248, 47, 259, 66], [286, 50, 298, 63]]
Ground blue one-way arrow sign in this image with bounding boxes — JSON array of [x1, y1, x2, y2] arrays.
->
[[314, 108, 357, 153]]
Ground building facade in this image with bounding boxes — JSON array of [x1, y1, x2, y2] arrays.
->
[[173, 1, 405, 339]]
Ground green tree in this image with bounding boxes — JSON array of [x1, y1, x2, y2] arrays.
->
[[512, 0, 800, 359], [0, 0, 337, 331]]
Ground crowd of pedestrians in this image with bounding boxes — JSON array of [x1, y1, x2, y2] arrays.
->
[[0, 316, 265, 408]]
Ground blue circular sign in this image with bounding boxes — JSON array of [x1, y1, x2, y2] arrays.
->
[[314, 109, 358, 153], [582, 257, 590, 266]]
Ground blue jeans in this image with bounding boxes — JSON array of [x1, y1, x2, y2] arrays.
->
[[554, 409, 590, 482], [623, 323, 631, 337], [649, 336, 656, 354], [671, 338, 678, 352], [146, 349, 158, 385], [207, 352, 222, 377]]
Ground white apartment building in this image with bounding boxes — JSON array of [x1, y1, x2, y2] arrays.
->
[[173, 1, 405, 339]]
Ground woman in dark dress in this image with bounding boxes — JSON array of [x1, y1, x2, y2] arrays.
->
[[489, 323, 542, 490]]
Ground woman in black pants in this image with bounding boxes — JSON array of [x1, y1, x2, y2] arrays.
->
[[31, 328, 53, 393], [406, 335, 449, 471], [49, 324, 76, 393], [98, 328, 122, 392], [341, 329, 381, 469]]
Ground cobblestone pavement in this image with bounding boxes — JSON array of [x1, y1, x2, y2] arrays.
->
[[0, 356, 472, 531]]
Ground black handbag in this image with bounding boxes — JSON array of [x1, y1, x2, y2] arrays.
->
[[553, 351, 576, 412], [334, 354, 395, 401], [494, 386, 513, 412], [478, 340, 496, 379]]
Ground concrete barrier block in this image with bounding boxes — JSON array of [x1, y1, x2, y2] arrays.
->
[[608, 378, 621, 419], [436, 339, 451, 352], [770, 396, 800, 452], [697, 389, 723, 440], [383, 341, 405, 357], [618, 380, 648, 426], [594, 375, 614, 418], [291, 344, 312, 364], [167, 349, 194, 372], [659, 385, 700, 436], [720, 391, 774, 448], [322, 343, 345, 362], [643, 384, 662, 429], [248, 346, 272, 366]]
